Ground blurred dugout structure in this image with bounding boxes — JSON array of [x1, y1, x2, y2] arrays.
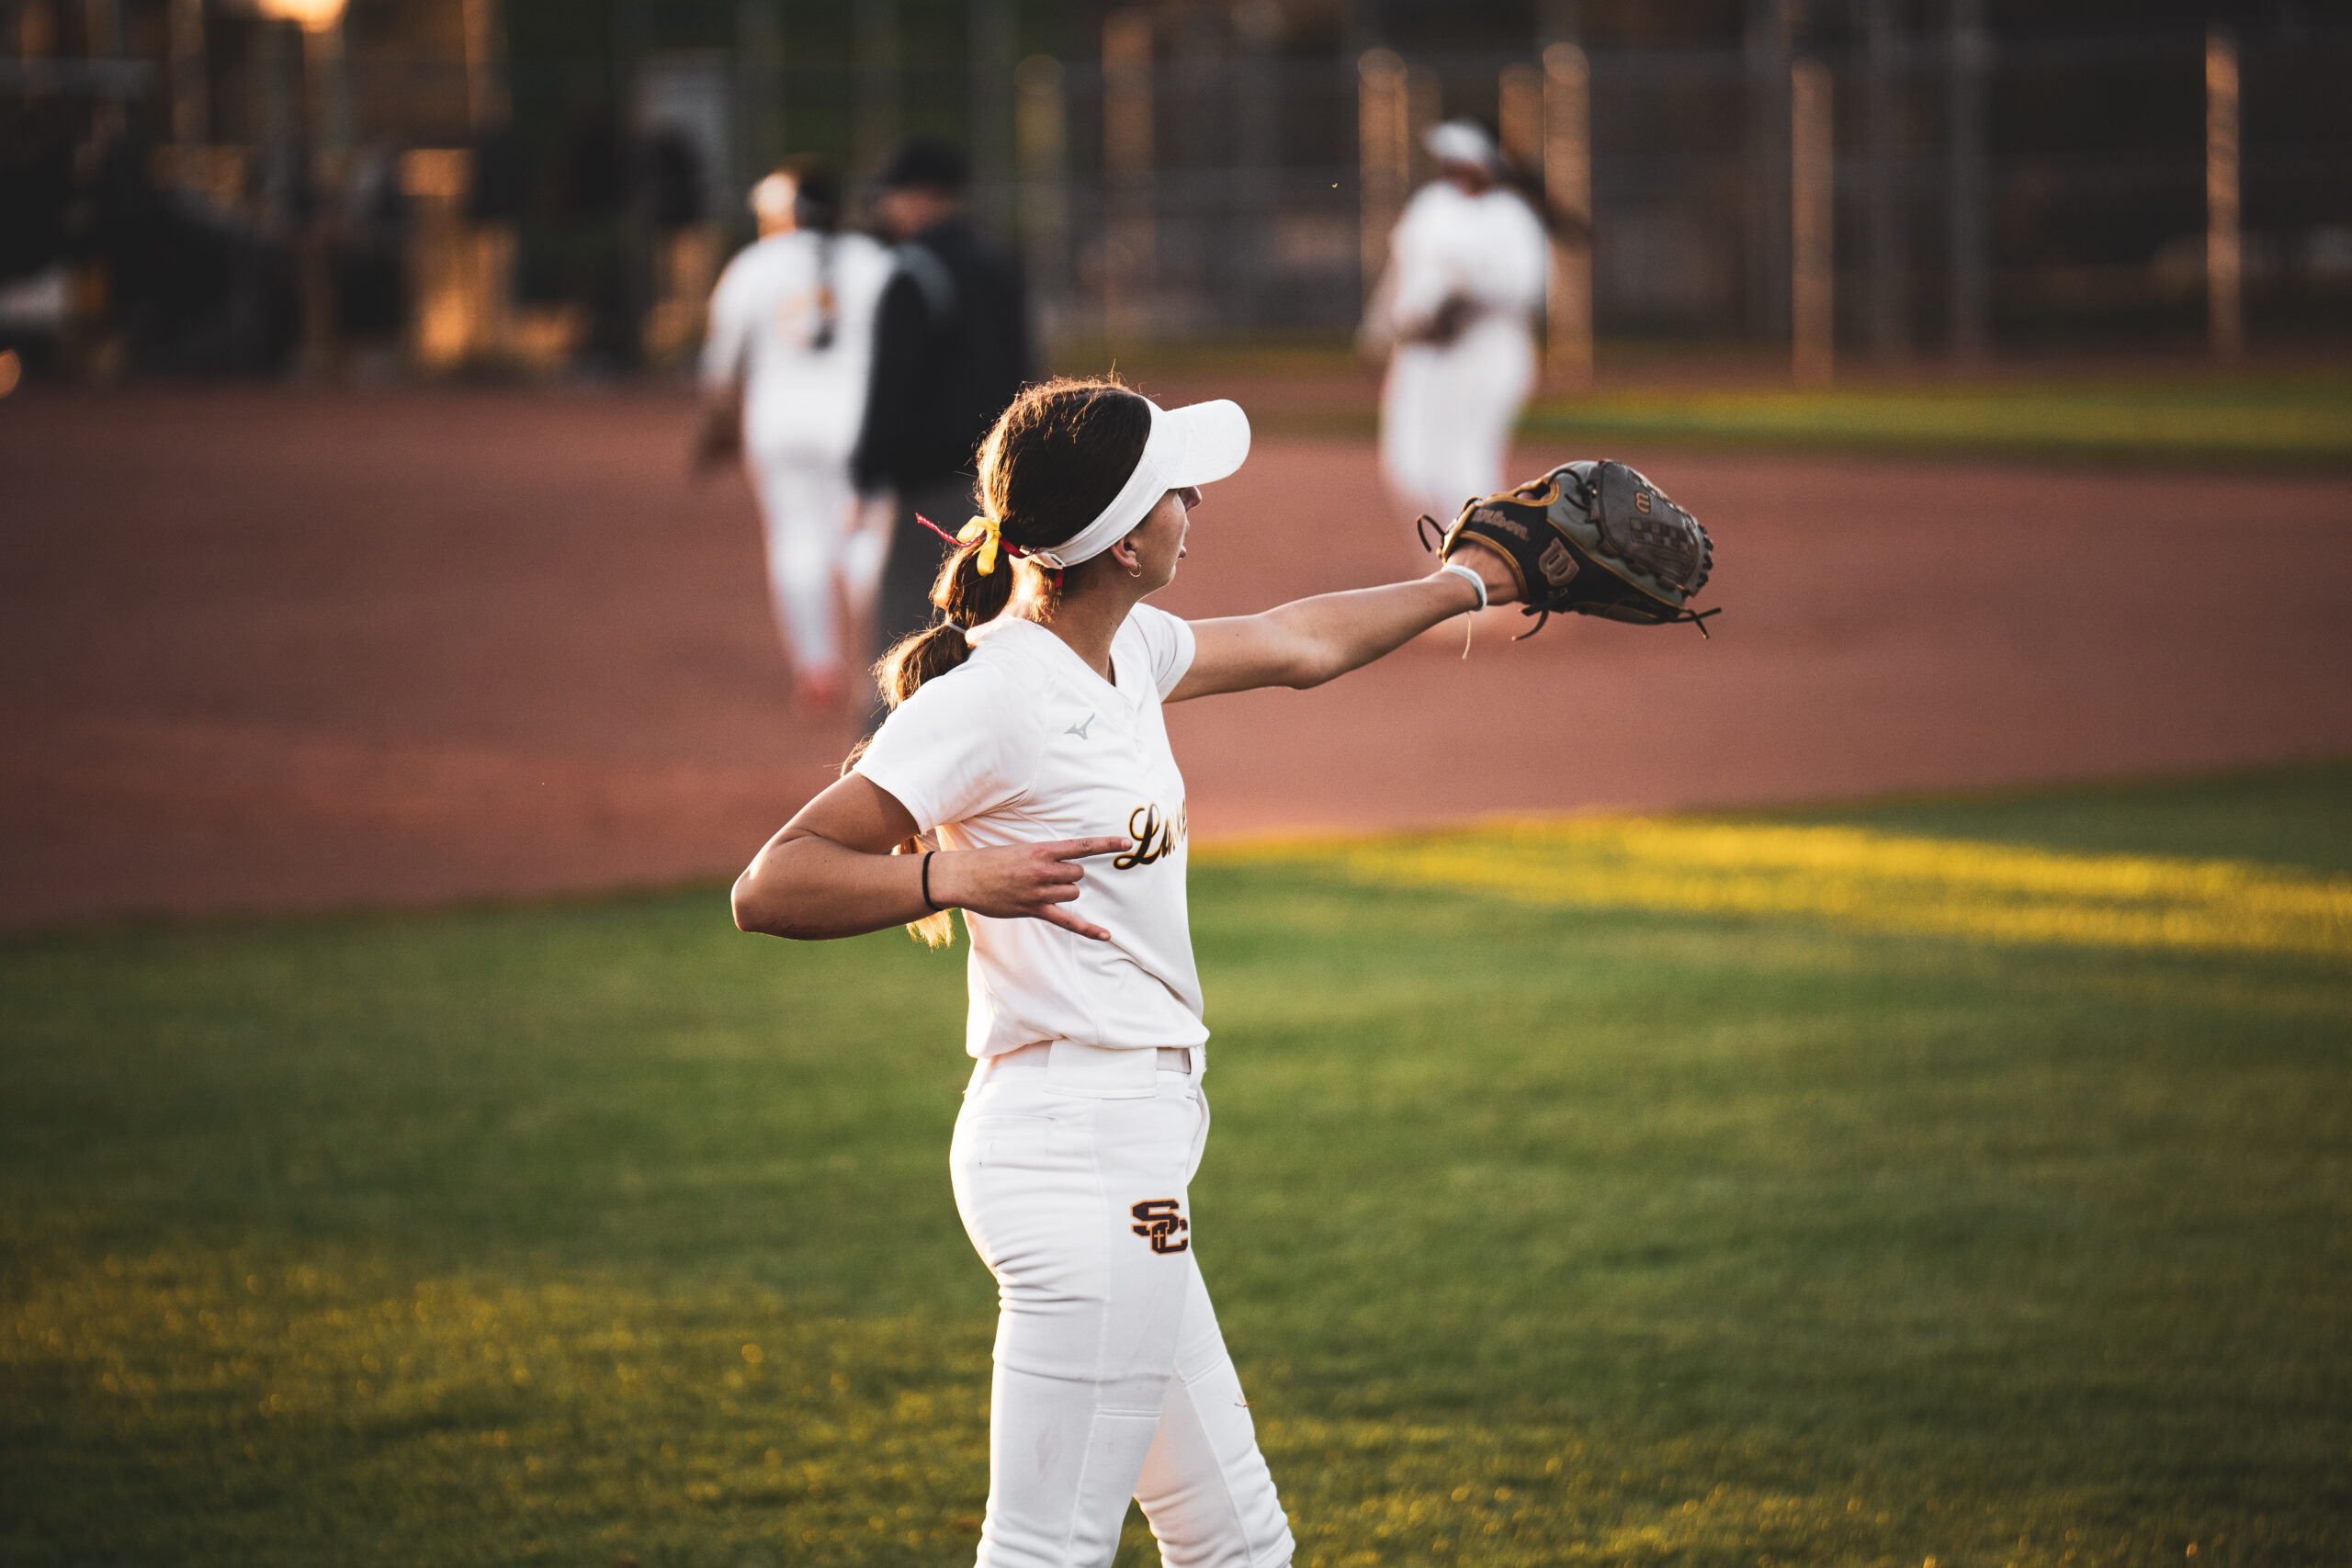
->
[[4, 0, 2349, 383], [0, 0, 719, 378]]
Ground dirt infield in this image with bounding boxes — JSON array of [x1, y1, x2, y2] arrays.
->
[[5, 384, 2348, 930]]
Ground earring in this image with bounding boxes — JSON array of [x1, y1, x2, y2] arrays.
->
[[1126, 560, 1144, 579]]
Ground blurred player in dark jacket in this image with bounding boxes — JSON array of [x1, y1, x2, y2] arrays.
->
[[852, 137, 1036, 702]]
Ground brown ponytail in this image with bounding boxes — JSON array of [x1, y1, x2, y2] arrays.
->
[[869, 533, 1023, 711], [1497, 150, 1590, 243], [872, 377, 1152, 710], [863, 376, 1151, 948]]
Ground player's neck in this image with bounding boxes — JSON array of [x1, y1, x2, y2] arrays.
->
[[1031, 577, 1144, 684]]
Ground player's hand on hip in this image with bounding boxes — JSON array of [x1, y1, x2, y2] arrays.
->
[[930, 838, 1130, 941], [688, 403, 740, 476]]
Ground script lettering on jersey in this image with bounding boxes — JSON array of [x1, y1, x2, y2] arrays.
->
[[1130, 1199, 1189, 1254], [1114, 801, 1187, 870]]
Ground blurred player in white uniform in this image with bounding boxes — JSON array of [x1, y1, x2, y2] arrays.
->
[[697, 158, 894, 712], [1363, 119, 1551, 527]]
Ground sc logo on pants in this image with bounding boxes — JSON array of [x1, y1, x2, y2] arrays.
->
[[1130, 1199, 1190, 1254]]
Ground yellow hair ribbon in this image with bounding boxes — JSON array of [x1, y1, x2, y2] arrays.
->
[[956, 513, 1002, 575]]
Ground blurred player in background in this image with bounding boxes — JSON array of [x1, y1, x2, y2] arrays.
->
[[696, 157, 894, 713], [852, 137, 1037, 710], [1361, 119, 1550, 529]]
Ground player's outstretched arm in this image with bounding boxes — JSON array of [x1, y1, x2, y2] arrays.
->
[[732, 773, 1125, 942], [1168, 541, 1518, 702]]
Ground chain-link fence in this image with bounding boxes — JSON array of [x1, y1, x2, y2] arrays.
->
[[997, 24, 2352, 351]]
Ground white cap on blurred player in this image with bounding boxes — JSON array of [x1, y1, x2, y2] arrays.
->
[[749, 172, 796, 226], [1424, 119, 1499, 171]]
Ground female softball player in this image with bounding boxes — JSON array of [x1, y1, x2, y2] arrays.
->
[[731, 378, 1519, 1568]]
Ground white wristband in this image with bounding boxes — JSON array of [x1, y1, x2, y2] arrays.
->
[[1438, 559, 1488, 613]]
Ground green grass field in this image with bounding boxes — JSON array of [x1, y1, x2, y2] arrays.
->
[[1519, 370, 2352, 467], [1069, 335, 2352, 467], [5, 765, 2348, 1567]]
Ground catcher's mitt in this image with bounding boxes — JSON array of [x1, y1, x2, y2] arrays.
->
[[1427, 460, 1716, 638]]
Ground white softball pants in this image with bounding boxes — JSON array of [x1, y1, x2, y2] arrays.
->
[[950, 1043, 1294, 1568], [748, 448, 857, 678], [1378, 318, 1536, 524]]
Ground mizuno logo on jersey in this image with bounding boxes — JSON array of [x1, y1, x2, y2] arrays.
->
[[1114, 802, 1186, 869], [1131, 1199, 1189, 1254], [1065, 715, 1095, 740]]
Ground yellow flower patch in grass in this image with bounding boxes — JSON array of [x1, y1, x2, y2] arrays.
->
[[1212, 818, 2352, 961]]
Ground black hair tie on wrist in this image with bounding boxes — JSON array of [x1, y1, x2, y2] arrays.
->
[[921, 850, 943, 912]]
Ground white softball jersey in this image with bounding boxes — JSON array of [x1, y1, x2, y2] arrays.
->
[[1384, 177, 1548, 333], [855, 604, 1204, 1058], [701, 228, 894, 464]]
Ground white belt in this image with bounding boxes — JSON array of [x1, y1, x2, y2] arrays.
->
[[973, 1039, 1202, 1095]]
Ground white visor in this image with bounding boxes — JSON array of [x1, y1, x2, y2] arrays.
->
[[1425, 119, 1498, 169], [1029, 397, 1251, 569]]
